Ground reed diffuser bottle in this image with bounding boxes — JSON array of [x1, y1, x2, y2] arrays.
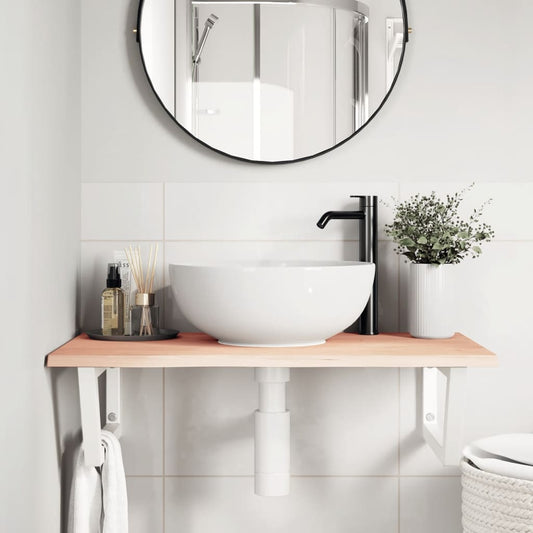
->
[[101, 263, 125, 336], [126, 244, 159, 336], [131, 292, 159, 336]]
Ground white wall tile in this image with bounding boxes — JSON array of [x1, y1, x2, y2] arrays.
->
[[399, 477, 462, 533], [163, 240, 398, 333], [290, 368, 398, 475], [165, 477, 398, 533], [164, 368, 255, 475], [454, 243, 533, 446], [399, 182, 533, 241], [82, 183, 164, 240], [452, 242, 533, 354], [122, 370, 163, 475], [165, 182, 398, 241], [127, 477, 163, 533], [80, 241, 164, 330]]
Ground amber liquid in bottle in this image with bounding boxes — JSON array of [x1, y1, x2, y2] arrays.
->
[[101, 288, 125, 335]]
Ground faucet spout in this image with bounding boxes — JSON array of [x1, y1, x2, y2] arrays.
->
[[316, 196, 378, 335], [316, 211, 365, 229]]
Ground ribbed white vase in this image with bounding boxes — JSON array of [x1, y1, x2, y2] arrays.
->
[[408, 263, 455, 339]]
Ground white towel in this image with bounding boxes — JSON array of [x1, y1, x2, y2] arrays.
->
[[465, 433, 533, 465], [101, 430, 128, 533], [463, 433, 533, 481], [67, 446, 103, 533], [68, 431, 128, 533]]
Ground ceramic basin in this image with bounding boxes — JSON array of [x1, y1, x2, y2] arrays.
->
[[169, 260, 375, 347]]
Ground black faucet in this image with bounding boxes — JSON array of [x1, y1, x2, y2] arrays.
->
[[317, 195, 378, 335]]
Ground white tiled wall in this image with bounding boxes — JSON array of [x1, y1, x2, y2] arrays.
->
[[81, 181, 533, 533], [399, 477, 462, 533], [165, 477, 398, 533]]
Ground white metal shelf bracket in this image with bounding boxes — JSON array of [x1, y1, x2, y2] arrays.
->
[[422, 367, 467, 465], [77, 367, 121, 467]]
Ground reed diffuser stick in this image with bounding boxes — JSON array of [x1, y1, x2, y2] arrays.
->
[[149, 243, 158, 293], [145, 246, 153, 292]]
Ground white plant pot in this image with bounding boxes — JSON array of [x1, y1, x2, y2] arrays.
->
[[408, 263, 455, 339]]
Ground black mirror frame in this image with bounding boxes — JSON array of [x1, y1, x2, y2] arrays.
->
[[136, 0, 409, 165]]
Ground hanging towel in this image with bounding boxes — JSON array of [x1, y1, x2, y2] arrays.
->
[[68, 431, 128, 533], [101, 430, 128, 533], [67, 445, 103, 533]]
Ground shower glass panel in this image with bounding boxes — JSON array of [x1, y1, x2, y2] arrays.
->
[[191, 1, 368, 161]]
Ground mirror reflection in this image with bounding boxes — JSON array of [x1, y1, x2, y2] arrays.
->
[[139, 0, 406, 162]]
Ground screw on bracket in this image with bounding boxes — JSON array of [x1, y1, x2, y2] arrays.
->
[[425, 413, 435, 422]]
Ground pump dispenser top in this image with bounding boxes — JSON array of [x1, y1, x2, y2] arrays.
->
[[106, 263, 122, 288]]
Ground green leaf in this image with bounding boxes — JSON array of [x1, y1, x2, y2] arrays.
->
[[417, 236, 428, 244], [400, 237, 416, 247], [473, 246, 482, 254]]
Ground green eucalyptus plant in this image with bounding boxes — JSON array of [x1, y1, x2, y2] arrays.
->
[[384, 184, 495, 264]]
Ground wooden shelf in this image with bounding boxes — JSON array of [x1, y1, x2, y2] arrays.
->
[[46, 332, 496, 368]]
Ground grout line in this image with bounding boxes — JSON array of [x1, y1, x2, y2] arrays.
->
[[173, 0, 176, 122], [163, 183, 166, 244], [397, 249, 402, 533], [124, 474, 461, 479], [162, 177, 166, 533], [398, 369, 401, 532], [161, 239, 387, 243], [126, 475, 167, 478], [82, 180, 533, 184], [81, 238, 363, 243], [162, 182, 166, 532], [394, 183, 402, 532], [80, 238, 533, 243], [162, 184, 167, 326], [162, 476, 165, 533], [81, 239, 165, 243], [162, 368, 166, 532]]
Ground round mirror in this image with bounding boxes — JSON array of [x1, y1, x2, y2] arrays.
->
[[138, 0, 408, 163]]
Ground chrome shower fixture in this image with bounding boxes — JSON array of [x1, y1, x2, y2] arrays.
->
[[193, 14, 219, 65]]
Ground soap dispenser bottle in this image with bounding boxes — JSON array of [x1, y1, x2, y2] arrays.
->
[[101, 263, 125, 336]]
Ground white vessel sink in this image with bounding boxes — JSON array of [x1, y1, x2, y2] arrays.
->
[[169, 260, 375, 347]]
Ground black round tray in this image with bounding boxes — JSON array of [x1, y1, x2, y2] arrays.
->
[[85, 329, 179, 341]]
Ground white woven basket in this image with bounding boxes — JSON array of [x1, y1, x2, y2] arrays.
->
[[462, 459, 533, 532]]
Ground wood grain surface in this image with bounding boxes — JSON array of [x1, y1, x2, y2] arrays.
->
[[46, 332, 497, 368]]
